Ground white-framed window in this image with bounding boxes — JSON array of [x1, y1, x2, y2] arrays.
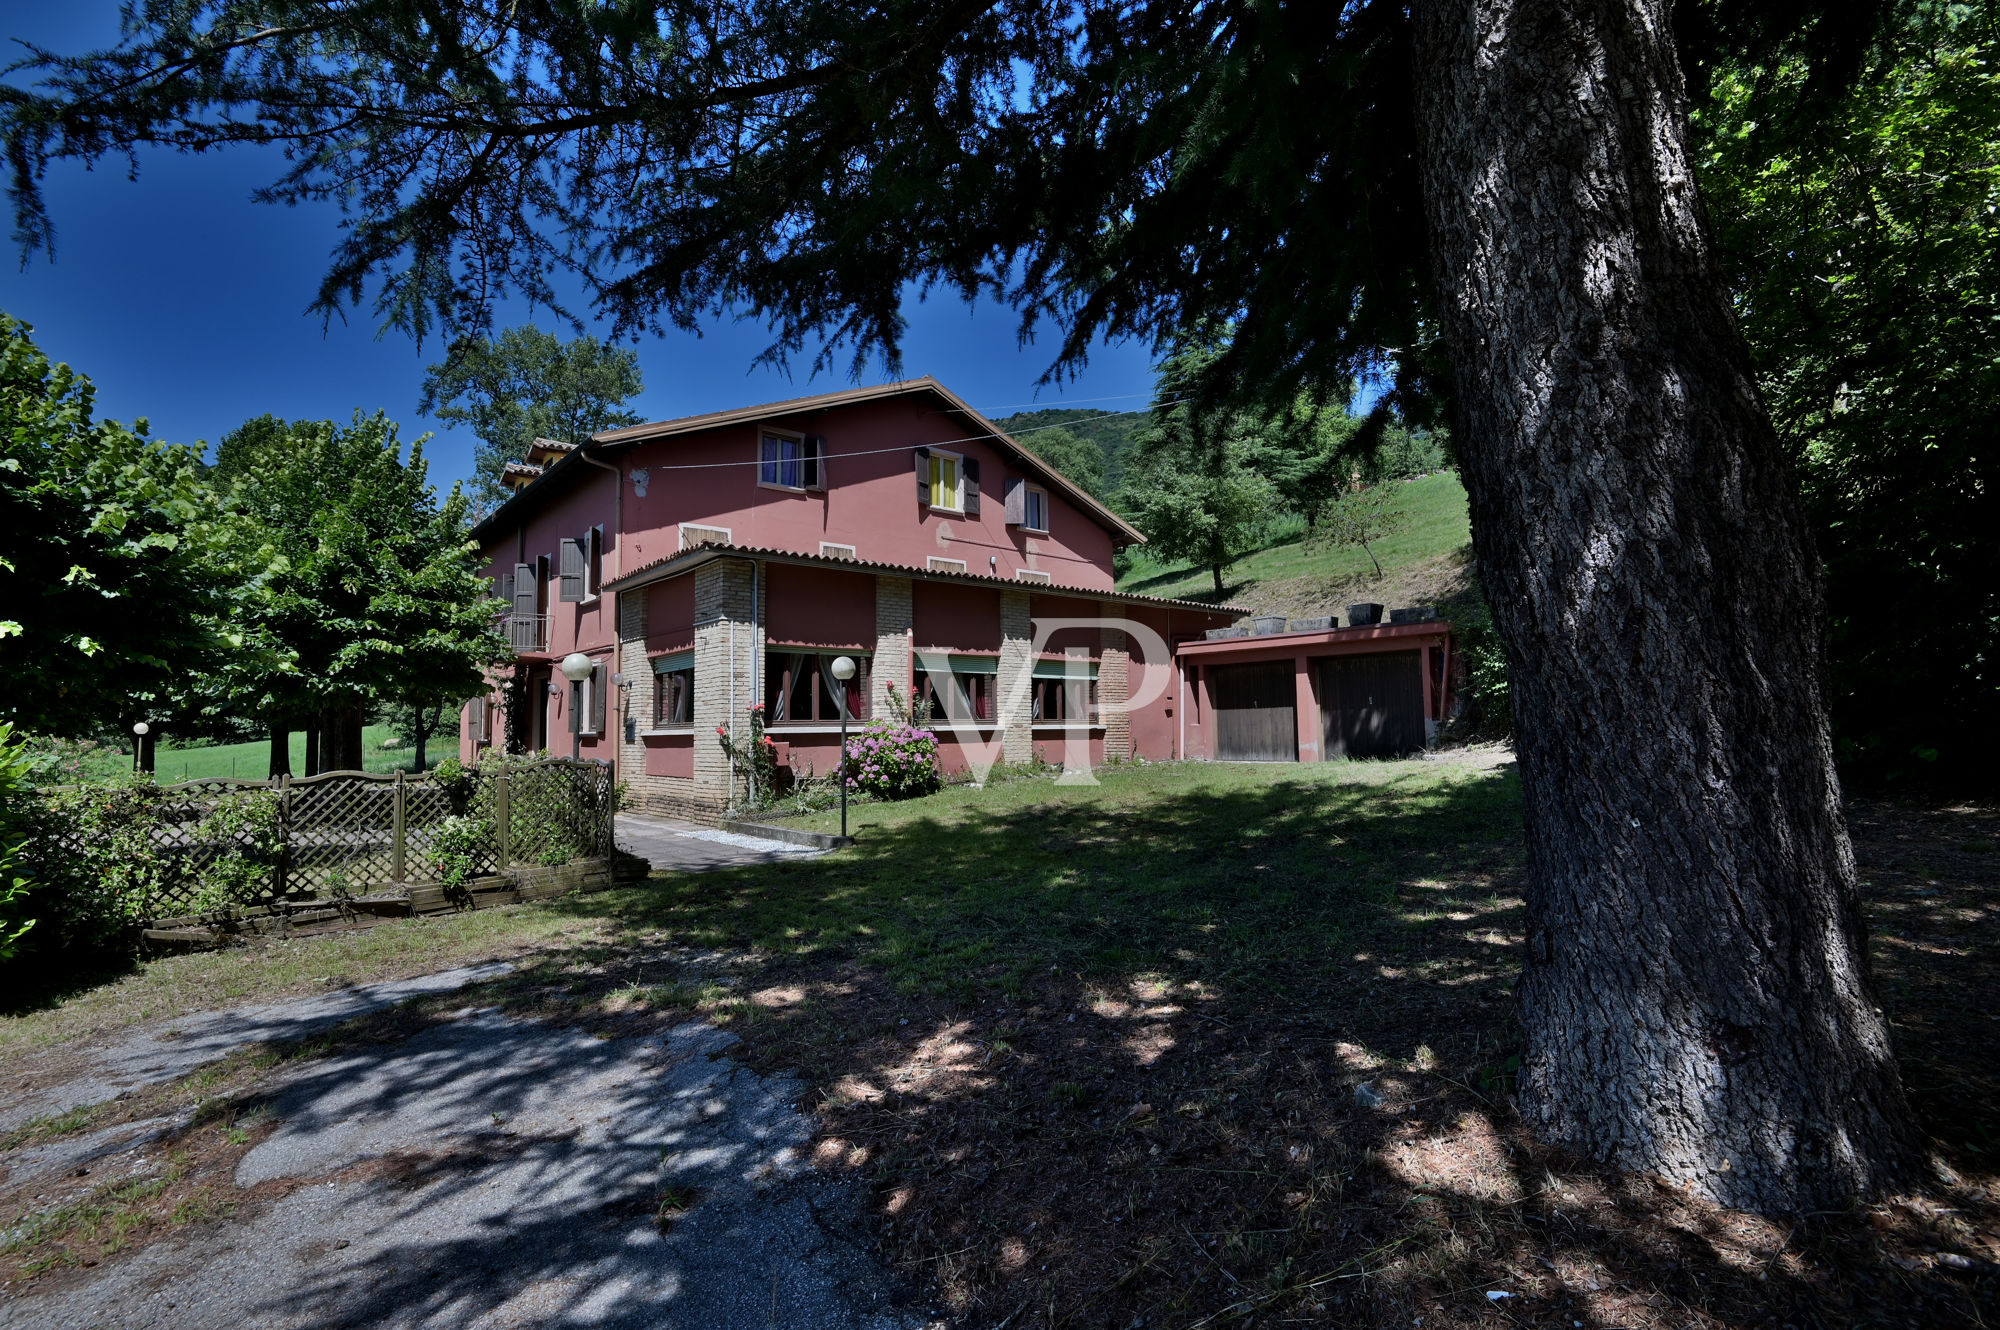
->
[[759, 431, 806, 489], [928, 449, 964, 512], [927, 556, 969, 573], [681, 522, 733, 549], [1023, 485, 1049, 533], [820, 541, 857, 560], [652, 653, 694, 727], [1014, 568, 1053, 583], [574, 669, 599, 736], [765, 651, 870, 724]]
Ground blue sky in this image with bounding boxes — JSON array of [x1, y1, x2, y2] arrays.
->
[[0, 9, 1164, 493]]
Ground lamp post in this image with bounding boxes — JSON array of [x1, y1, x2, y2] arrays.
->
[[131, 721, 150, 775], [830, 656, 857, 839], [559, 653, 595, 761]]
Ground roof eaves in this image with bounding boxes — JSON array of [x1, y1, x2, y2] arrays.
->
[[603, 541, 1246, 616]]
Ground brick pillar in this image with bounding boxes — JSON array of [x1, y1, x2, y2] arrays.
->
[[1098, 602, 1132, 762], [872, 575, 912, 718], [618, 590, 648, 785], [693, 559, 757, 804], [999, 589, 1034, 765]]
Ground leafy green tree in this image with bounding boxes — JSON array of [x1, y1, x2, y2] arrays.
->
[[1017, 425, 1106, 498], [1697, 4, 2000, 788], [215, 413, 508, 774], [1, 0, 1929, 1213], [1307, 485, 1405, 580], [0, 314, 265, 736], [995, 409, 1148, 494], [418, 326, 644, 508]]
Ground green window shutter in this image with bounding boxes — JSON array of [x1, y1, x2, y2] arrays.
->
[[1032, 659, 1099, 679], [949, 655, 1000, 675]]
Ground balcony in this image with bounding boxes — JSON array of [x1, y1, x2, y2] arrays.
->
[[500, 613, 549, 652]]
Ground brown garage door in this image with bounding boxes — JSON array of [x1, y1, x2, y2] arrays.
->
[[1319, 651, 1425, 758], [1210, 661, 1298, 761]]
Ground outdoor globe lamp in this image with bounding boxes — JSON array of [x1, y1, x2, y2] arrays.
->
[[559, 652, 595, 760], [131, 720, 150, 774], [830, 656, 857, 839]]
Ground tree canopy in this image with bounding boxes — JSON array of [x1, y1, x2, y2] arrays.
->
[[1697, 2, 2000, 787], [0, 314, 266, 736], [417, 326, 644, 508], [213, 412, 506, 770]]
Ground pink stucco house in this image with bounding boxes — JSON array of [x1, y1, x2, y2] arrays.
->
[[459, 376, 1458, 814], [459, 377, 1242, 816]]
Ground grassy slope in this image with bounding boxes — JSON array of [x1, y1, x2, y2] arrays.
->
[[147, 724, 424, 783], [1116, 470, 1474, 618]]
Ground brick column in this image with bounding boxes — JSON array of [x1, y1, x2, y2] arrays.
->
[[617, 590, 648, 784], [872, 575, 912, 718], [693, 559, 757, 804], [1098, 602, 1132, 762], [999, 589, 1034, 765]]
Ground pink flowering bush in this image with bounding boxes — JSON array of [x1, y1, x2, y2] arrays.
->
[[842, 719, 941, 801]]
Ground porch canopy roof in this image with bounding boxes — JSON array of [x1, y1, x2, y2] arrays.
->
[[601, 539, 1250, 619]]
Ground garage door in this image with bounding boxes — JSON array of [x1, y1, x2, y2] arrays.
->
[[1320, 652, 1425, 758], [1210, 661, 1298, 761]]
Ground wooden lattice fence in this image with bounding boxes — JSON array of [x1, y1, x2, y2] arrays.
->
[[29, 758, 616, 923]]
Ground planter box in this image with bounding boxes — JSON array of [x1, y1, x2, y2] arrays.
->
[[1252, 616, 1288, 635], [1346, 603, 1384, 626], [1204, 626, 1250, 640], [1388, 606, 1438, 624], [1288, 616, 1334, 633]]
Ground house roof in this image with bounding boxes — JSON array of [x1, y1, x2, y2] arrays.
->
[[601, 539, 1248, 618], [470, 376, 1146, 546]]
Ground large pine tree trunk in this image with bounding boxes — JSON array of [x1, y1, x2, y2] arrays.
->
[[1410, 0, 1922, 1213]]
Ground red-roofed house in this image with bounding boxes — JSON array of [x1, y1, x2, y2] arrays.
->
[[460, 377, 1244, 816]]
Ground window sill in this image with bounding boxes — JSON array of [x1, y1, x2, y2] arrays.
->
[[1031, 723, 1105, 733], [757, 481, 812, 495], [763, 722, 870, 734], [1016, 525, 1050, 536], [926, 506, 965, 518], [640, 727, 695, 737]]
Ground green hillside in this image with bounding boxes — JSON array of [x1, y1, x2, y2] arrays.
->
[[1116, 471, 1475, 619], [993, 407, 1147, 494]]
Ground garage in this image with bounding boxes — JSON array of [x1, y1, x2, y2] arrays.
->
[[1319, 651, 1426, 758], [1210, 661, 1297, 761]]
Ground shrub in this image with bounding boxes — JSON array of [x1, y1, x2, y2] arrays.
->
[[0, 725, 36, 962], [183, 788, 283, 914], [842, 721, 942, 802], [430, 815, 491, 888]]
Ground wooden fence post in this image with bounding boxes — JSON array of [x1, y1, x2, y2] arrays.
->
[[495, 772, 512, 869], [392, 769, 408, 883], [276, 773, 291, 899]]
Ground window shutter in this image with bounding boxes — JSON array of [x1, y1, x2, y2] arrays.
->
[[499, 570, 515, 608], [588, 526, 604, 594], [1003, 476, 1025, 525], [590, 665, 607, 734], [803, 436, 826, 490], [962, 459, 981, 516], [914, 447, 931, 504], [558, 538, 585, 602], [511, 563, 536, 619]]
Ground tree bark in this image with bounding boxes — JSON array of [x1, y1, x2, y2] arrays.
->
[[267, 723, 292, 779], [1410, 0, 1922, 1213], [318, 705, 365, 773], [303, 724, 320, 778]]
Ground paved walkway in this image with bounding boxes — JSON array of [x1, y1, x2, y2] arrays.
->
[[0, 823, 922, 1330], [615, 814, 824, 874]]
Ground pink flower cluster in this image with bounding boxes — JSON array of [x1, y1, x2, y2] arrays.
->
[[840, 719, 942, 801]]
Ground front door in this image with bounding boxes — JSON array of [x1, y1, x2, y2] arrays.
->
[[1210, 661, 1298, 761], [1319, 651, 1425, 758]]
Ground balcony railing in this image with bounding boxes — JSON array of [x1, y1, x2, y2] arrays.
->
[[500, 613, 549, 651]]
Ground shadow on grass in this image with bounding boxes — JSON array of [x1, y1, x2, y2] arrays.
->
[[498, 767, 1996, 1329]]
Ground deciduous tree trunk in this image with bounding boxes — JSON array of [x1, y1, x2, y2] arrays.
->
[[267, 723, 291, 779], [318, 705, 365, 773], [1410, 0, 1923, 1213]]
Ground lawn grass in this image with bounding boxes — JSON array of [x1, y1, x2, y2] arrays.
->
[[1116, 470, 1472, 606], [144, 724, 428, 783], [2, 754, 1993, 1328]]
